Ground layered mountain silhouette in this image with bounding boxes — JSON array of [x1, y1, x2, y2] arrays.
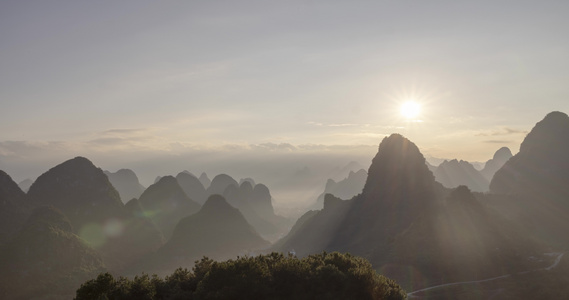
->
[[489, 111, 569, 247], [199, 172, 211, 189], [141, 195, 269, 274], [223, 181, 282, 239], [206, 173, 239, 196], [104, 169, 146, 203], [312, 168, 367, 210], [0, 171, 30, 246], [27, 157, 125, 234], [17, 178, 33, 193], [277, 133, 540, 289], [480, 147, 513, 181], [0, 206, 104, 298], [138, 176, 201, 238], [176, 171, 208, 205], [24, 157, 164, 269], [433, 159, 489, 192]]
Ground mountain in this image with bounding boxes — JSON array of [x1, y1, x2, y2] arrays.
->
[[206, 173, 239, 196], [17, 178, 33, 193], [176, 172, 207, 205], [0, 170, 30, 246], [138, 176, 201, 238], [104, 169, 146, 203], [180, 170, 196, 177], [103, 198, 164, 270], [335, 134, 439, 255], [480, 147, 513, 181], [491, 111, 569, 197], [25, 157, 164, 270], [433, 159, 489, 192], [146, 195, 269, 273], [27, 157, 124, 236], [276, 134, 541, 290], [425, 161, 438, 174], [328, 161, 367, 181], [222, 181, 281, 239], [277, 134, 438, 260], [199, 172, 211, 189], [250, 183, 276, 218], [0, 206, 105, 299], [392, 185, 540, 284], [489, 111, 569, 247], [311, 168, 367, 210], [239, 177, 256, 186]]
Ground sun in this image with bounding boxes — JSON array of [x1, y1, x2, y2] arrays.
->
[[400, 101, 421, 119]]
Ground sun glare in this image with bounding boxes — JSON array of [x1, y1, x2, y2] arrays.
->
[[400, 101, 421, 119]]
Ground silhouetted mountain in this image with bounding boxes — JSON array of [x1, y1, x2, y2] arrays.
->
[[223, 181, 280, 239], [480, 147, 513, 181], [199, 172, 211, 189], [0, 206, 104, 299], [206, 173, 239, 196], [491, 111, 569, 197], [392, 186, 540, 286], [239, 177, 256, 186], [176, 172, 207, 204], [250, 183, 276, 218], [276, 134, 541, 290], [104, 198, 164, 270], [0, 170, 30, 246], [17, 178, 33, 193], [490, 111, 569, 247], [138, 176, 201, 238], [312, 169, 367, 209], [425, 161, 437, 174], [27, 157, 124, 236], [336, 134, 439, 256], [25, 157, 165, 270], [146, 195, 269, 273], [328, 161, 366, 181], [104, 169, 146, 204], [278, 134, 438, 259], [434, 159, 489, 192], [180, 170, 196, 177]]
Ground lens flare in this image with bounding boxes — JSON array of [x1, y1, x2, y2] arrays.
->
[[79, 223, 106, 248], [104, 219, 124, 238]]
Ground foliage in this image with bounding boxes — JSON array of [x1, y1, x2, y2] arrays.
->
[[76, 252, 406, 300]]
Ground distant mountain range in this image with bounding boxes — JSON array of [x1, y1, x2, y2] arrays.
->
[[139, 194, 270, 275], [431, 147, 512, 192], [1, 111, 568, 298], [104, 169, 146, 203], [310, 168, 367, 210]]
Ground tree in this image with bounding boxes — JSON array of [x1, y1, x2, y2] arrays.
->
[[75, 252, 406, 300]]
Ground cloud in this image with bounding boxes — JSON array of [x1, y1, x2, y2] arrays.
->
[[483, 140, 514, 144], [475, 127, 528, 137], [100, 128, 148, 135], [307, 122, 371, 127], [0, 141, 70, 159], [250, 143, 297, 152], [85, 128, 166, 151]]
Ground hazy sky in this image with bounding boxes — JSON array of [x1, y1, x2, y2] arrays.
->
[[1, 1, 569, 187]]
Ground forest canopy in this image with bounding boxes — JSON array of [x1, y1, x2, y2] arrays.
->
[[75, 252, 406, 300]]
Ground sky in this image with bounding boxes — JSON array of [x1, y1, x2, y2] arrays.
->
[[1, 1, 569, 206]]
